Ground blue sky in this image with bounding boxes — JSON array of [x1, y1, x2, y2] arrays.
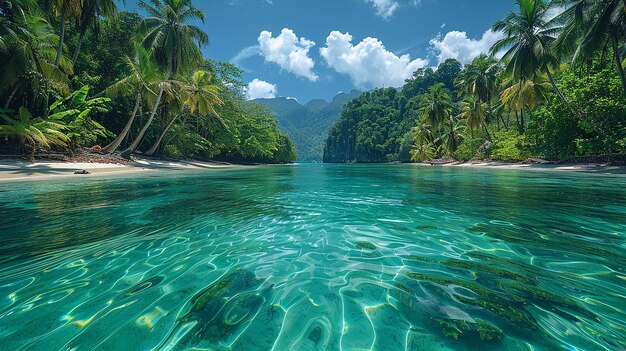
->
[[127, 0, 515, 103]]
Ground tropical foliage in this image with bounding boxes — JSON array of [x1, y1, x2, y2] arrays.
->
[[0, 0, 296, 163], [324, 0, 626, 163]]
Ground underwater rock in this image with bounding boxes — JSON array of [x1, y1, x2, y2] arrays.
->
[[197, 291, 266, 344], [356, 242, 376, 250], [418, 225, 439, 230], [74, 170, 90, 175], [166, 269, 265, 350]]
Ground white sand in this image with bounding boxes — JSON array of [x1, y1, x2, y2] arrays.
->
[[0, 159, 244, 182], [413, 161, 625, 172]]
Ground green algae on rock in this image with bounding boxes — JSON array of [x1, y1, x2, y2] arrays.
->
[[356, 241, 376, 250]]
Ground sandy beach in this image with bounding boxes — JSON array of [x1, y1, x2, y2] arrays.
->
[[414, 160, 626, 173], [0, 158, 245, 182]]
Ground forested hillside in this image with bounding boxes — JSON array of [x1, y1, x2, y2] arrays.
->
[[324, 0, 626, 164], [256, 90, 361, 162], [324, 60, 462, 163], [0, 0, 297, 164]]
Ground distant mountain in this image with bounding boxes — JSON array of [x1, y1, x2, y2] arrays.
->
[[254, 90, 362, 162]]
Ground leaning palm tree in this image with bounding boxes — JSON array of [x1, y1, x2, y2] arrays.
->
[[418, 83, 455, 128], [125, 0, 209, 153], [100, 45, 161, 154], [145, 70, 223, 156], [490, 0, 571, 108], [553, 0, 626, 96], [72, 0, 119, 65]]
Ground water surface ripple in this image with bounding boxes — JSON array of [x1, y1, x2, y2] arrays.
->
[[0, 165, 625, 350]]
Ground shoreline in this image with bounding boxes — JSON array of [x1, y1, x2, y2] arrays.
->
[[0, 158, 249, 182], [2, 158, 625, 182], [413, 160, 626, 173]]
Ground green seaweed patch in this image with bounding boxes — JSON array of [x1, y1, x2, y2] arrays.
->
[[356, 242, 376, 250], [405, 255, 532, 284], [193, 278, 232, 312], [418, 225, 439, 230], [468, 252, 540, 276], [499, 280, 599, 322], [405, 272, 537, 329], [434, 318, 502, 342], [191, 269, 260, 313]]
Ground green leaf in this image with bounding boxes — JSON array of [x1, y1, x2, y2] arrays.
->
[[48, 109, 80, 121], [71, 86, 90, 106]]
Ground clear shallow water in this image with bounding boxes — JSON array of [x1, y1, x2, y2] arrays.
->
[[0, 165, 625, 351]]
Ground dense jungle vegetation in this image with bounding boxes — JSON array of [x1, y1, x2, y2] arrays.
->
[[324, 0, 626, 164], [0, 0, 297, 163]]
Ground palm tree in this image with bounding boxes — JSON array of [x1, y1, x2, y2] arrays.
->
[[49, 0, 82, 67], [456, 54, 500, 105], [125, 0, 209, 153], [553, 0, 626, 96], [418, 83, 455, 128], [100, 45, 161, 154], [0, 107, 69, 159], [438, 117, 466, 154], [499, 74, 551, 129], [458, 96, 490, 139], [0, 7, 71, 111], [72, 0, 119, 65], [145, 70, 223, 156], [456, 54, 501, 134], [411, 124, 438, 161], [490, 0, 571, 108]]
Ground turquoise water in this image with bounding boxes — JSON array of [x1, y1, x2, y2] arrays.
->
[[0, 164, 625, 351]]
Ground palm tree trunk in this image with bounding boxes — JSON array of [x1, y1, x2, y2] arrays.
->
[[145, 115, 177, 156], [102, 91, 141, 154], [5, 85, 19, 109], [499, 113, 508, 131], [544, 66, 570, 107], [125, 84, 165, 152], [72, 30, 86, 66], [611, 32, 626, 97], [55, 12, 66, 67], [482, 123, 492, 141], [520, 106, 526, 131]]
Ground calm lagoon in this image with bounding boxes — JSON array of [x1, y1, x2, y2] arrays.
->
[[0, 164, 624, 350]]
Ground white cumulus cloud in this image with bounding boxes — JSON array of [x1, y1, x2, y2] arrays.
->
[[320, 31, 429, 88], [245, 79, 277, 100], [258, 28, 318, 81], [430, 30, 503, 64]]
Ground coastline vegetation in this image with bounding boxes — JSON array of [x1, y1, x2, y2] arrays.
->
[[324, 0, 626, 164], [0, 0, 297, 163]]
